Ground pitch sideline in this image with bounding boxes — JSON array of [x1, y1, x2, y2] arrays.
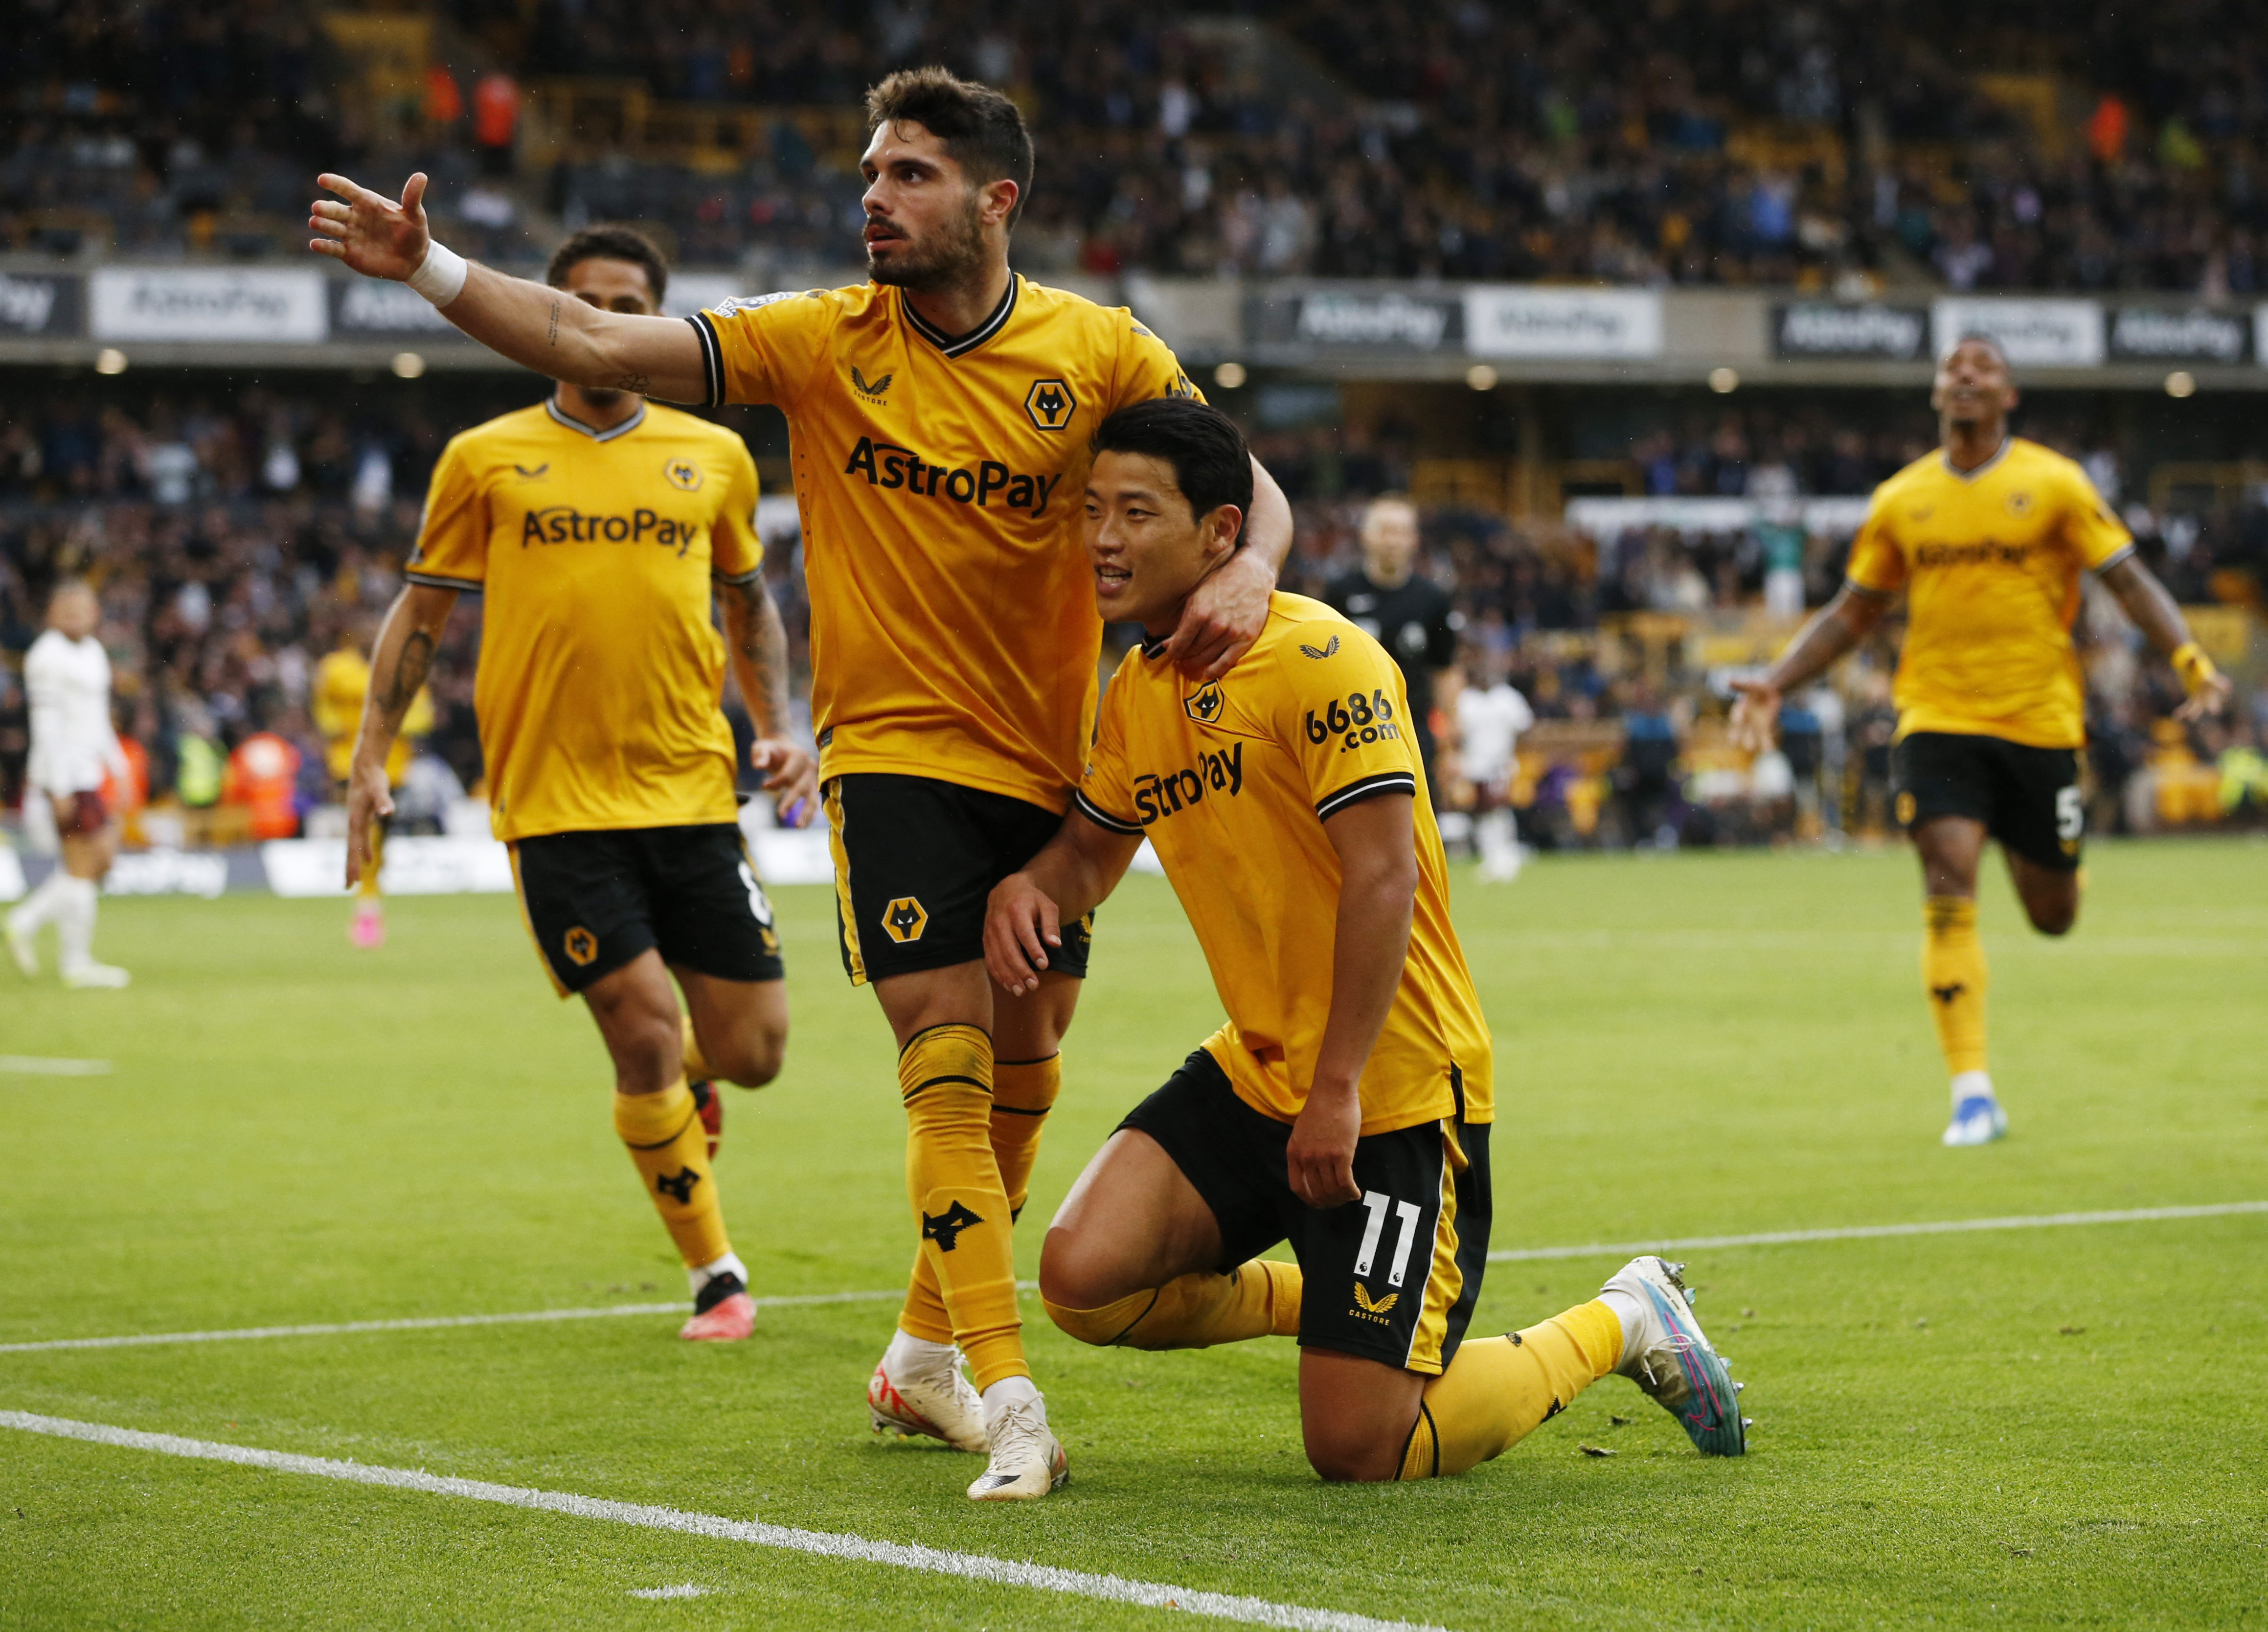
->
[[0, 1411, 1439, 1632], [1484, 1199, 2268, 1262], [2, 1201, 2260, 1358]]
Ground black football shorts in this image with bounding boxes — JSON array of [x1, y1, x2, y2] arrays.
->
[[510, 822, 784, 996], [823, 773, 1092, 986], [1118, 1048, 1491, 1377], [1891, 731, 2084, 873]]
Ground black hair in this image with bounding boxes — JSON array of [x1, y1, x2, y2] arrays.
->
[[1949, 331, 2014, 376], [1091, 398, 1253, 541], [546, 225, 669, 304], [865, 67, 1035, 228]]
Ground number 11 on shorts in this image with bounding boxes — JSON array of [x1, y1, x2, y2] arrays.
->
[[1354, 1190, 1424, 1288]]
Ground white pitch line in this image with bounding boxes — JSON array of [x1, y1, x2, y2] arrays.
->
[[0, 1288, 907, 1356], [0, 1412, 1438, 1632], [10, 1207, 2258, 1357], [1486, 1199, 2268, 1262], [0, 1056, 113, 1076]]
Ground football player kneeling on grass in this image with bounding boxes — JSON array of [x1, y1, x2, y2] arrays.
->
[[986, 400, 1747, 1480]]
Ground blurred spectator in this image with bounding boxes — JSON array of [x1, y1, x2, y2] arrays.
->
[[222, 727, 301, 838], [12, 0, 2268, 289]]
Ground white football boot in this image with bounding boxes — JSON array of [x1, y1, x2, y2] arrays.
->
[[4, 911, 37, 977], [867, 1335, 987, 1454], [1942, 1073, 2007, 1146], [1601, 1255, 1747, 1455], [60, 959, 130, 989], [967, 1381, 1068, 1501]]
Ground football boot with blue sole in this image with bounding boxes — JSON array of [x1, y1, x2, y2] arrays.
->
[[1942, 1094, 2008, 1147]]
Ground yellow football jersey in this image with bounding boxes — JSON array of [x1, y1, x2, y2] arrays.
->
[[690, 275, 1199, 814], [1845, 437, 2132, 750], [406, 398, 763, 841], [312, 646, 430, 784], [1076, 593, 1494, 1136]]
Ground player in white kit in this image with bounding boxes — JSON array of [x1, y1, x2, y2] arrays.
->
[[1454, 650, 1535, 883], [6, 581, 131, 988]]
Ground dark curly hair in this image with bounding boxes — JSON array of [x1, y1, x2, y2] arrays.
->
[[545, 225, 669, 305]]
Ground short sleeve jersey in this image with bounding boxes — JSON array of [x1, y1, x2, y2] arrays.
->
[[1076, 594, 1494, 1136], [688, 276, 1200, 813], [407, 399, 763, 841], [23, 629, 114, 796], [1844, 437, 2132, 749]]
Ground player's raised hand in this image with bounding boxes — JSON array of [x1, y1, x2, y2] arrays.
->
[[2175, 667, 2234, 723], [1285, 1083, 1361, 1210], [342, 757, 396, 889], [1166, 548, 1273, 681], [308, 172, 432, 281], [748, 737, 819, 827], [1726, 677, 1781, 755], [983, 873, 1060, 997]]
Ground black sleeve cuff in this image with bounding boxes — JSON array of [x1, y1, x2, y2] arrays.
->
[[1072, 788, 1145, 835], [405, 570, 483, 594], [1315, 771, 1417, 820], [688, 312, 725, 409]]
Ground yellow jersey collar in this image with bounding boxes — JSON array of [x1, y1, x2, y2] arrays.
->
[[901, 276, 1019, 360], [544, 395, 648, 443]]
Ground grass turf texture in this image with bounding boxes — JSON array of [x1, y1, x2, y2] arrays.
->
[[2, 838, 2263, 1629]]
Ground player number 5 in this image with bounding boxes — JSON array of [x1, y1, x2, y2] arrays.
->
[[2054, 785, 2083, 843]]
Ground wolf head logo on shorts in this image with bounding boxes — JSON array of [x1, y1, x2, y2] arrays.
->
[[664, 457, 703, 492], [564, 926, 599, 965], [1895, 791, 1917, 826], [883, 896, 928, 943]]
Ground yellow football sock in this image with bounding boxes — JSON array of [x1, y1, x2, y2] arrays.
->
[[358, 824, 384, 901], [1922, 896, 1990, 1077], [680, 1014, 713, 1083], [1045, 1259, 1303, 1350], [613, 1080, 730, 1269], [1397, 1299, 1622, 1479], [900, 1053, 1062, 1347], [901, 1024, 1024, 1389]]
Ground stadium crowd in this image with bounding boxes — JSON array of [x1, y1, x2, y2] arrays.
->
[[3, 380, 2262, 851], [7, 0, 2268, 292]]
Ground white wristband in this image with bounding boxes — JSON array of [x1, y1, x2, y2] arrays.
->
[[406, 240, 468, 307]]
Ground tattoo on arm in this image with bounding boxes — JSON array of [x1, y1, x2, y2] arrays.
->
[[725, 579, 794, 736], [546, 299, 559, 347], [615, 373, 650, 394], [379, 629, 435, 732]]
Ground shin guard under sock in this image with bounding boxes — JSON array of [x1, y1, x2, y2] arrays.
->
[[899, 1023, 1024, 1389], [1922, 896, 1990, 1078], [900, 1052, 1062, 1347], [613, 1079, 730, 1269], [1397, 1300, 1622, 1479]]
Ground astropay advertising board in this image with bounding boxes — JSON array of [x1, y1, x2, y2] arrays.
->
[[1930, 298, 2103, 367], [91, 268, 329, 343], [1463, 287, 1662, 358]]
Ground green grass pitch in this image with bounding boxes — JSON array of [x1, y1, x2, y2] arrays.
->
[[2, 838, 2264, 1629]]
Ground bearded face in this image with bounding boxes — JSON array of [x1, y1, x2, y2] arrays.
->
[[864, 186, 988, 293]]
